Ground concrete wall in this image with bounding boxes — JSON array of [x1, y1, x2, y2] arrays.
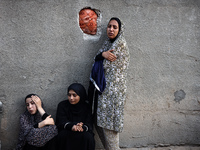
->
[[0, 0, 200, 149]]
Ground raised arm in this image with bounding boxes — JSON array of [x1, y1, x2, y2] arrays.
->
[[31, 95, 55, 128]]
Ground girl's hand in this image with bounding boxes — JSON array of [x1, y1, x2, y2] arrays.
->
[[44, 115, 55, 125], [31, 95, 42, 109], [38, 115, 55, 128], [31, 95, 45, 116], [102, 49, 117, 62]]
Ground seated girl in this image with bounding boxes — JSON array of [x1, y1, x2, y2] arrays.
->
[[15, 94, 58, 150], [56, 83, 95, 150]]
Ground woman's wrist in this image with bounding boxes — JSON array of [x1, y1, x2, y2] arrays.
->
[[38, 120, 46, 128], [37, 107, 45, 116], [95, 52, 104, 61], [102, 52, 105, 58]]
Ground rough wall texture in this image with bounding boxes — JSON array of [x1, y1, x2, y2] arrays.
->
[[0, 0, 200, 149]]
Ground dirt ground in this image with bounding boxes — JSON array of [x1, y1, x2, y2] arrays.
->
[[97, 146, 200, 150]]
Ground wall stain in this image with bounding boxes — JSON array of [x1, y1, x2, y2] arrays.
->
[[174, 89, 186, 103]]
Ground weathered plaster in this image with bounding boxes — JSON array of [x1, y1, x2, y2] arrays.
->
[[0, 0, 200, 149]]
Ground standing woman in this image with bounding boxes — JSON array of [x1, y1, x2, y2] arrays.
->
[[56, 83, 95, 150], [15, 94, 58, 150], [89, 17, 130, 150]]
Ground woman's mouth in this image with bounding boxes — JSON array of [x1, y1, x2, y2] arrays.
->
[[108, 33, 113, 36], [29, 110, 34, 113]]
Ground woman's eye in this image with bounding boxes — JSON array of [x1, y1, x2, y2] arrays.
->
[[68, 94, 77, 97], [73, 94, 77, 97], [113, 26, 118, 29]]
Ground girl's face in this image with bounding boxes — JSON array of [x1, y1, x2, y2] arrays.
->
[[107, 20, 119, 39], [68, 90, 80, 105], [26, 98, 37, 115]]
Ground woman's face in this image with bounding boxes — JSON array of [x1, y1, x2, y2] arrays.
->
[[107, 20, 119, 39], [26, 98, 37, 115], [68, 90, 80, 105]]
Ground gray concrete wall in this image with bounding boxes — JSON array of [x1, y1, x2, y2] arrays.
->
[[0, 0, 200, 149]]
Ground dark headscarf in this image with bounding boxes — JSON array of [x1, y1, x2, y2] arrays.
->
[[25, 93, 40, 102], [67, 83, 88, 114], [68, 83, 87, 104], [56, 83, 92, 131], [109, 17, 122, 43]]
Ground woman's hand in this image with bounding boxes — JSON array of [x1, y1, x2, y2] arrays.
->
[[44, 115, 55, 125], [31, 95, 42, 108], [38, 115, 55, 128], [72, 122, 84, 132], [31, 95, 45, 116], [102, 49, 117, 62]]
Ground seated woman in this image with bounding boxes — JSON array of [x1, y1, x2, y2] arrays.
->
[[15, 94, 58, 150], [56, 83, 95, 150]]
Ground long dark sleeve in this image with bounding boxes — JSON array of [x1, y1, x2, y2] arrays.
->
[[34, 113, 49, 128], [95, 52, 104, 61]]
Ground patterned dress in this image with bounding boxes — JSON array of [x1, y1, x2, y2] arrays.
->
[[96, 21, 130, 133], [15, 110, 58, 150]]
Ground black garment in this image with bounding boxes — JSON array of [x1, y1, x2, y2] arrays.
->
[[56, 128, 94, 150], [56, 83, 95, 150], [95, 52, 104, 61], [88, 52, 104, 115], [33, 113, 49, 128]]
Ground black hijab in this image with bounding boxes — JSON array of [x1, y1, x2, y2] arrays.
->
[[56, 83, 93, 131], [67, 83, 88, 114], [109, 17, 122, 43]]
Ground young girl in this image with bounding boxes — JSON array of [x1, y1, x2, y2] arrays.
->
[[15, 94, 57, 150]]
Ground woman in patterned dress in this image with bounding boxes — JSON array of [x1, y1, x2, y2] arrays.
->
[[15, 94, 58, 150], [89, 17, 130, 150]]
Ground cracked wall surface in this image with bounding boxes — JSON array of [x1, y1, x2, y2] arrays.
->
[[0, 0, 200, 149]]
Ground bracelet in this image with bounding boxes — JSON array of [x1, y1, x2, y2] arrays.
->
[[84, 125, 88, 132], [64, 122, 69, 129]]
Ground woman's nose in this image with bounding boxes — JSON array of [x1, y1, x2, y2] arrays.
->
[[110, 26, 114, 31], [28, 104, 33, 109]]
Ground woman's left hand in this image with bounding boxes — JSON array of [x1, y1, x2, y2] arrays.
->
[[38, 115, 55, 128], [44, 115, 55, 125]]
